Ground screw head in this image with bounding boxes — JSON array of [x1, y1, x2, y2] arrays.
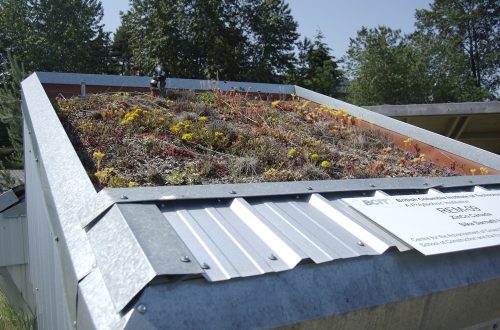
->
[[54, 236, 59, 242], [180, 256, 191, 263], [268, 254, 278, 261], [423, 182, 429, 186], [369, 184, 375, 188], [357, 241, 365, 247], [229, 190, 237, 195], [136, 304, 147, 314], [201, 263, 210, 270], [307, 187, 313, 191], [120, 195, 129, 200]]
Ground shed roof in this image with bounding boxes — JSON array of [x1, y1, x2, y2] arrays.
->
[[365, 102, 500, 154]]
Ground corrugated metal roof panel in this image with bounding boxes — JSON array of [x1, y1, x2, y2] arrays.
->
[[159, 191, 415, 282]]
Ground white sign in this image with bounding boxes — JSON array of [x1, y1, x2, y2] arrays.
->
[[343, 191, 500, 255]]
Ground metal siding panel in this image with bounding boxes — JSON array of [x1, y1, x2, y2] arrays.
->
[[25, 126, 72, 330], [0, 202, 26, 267]]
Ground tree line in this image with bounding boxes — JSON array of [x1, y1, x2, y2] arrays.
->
[[0, 0, 498, 104]]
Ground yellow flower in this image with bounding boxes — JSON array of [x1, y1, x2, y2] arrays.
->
[[271, 100, 280, 107], [479, 167, 489, 175], [214, 131, 224, 138], [199, 116, 208, 122], [92, 151, 105, 160], [320, 160, 330, 168], [128, 181, 139, 187], [470, 168, 477, 175], [288, 148, 297, 157], [181, 133, 193, 142], [311, 153, 319, 161]]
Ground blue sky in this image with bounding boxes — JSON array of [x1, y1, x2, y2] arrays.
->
[[101, 0, 431, 59]]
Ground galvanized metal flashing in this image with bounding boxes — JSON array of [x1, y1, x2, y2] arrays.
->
[[87, 203, 201, 311], [36, 71, 294, 94], [79, 175, 500, 229]]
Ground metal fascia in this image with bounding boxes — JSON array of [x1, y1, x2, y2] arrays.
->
[[35, 72, 294, 94], [294, 86, 500, 170], [130, 246, 500, 329]]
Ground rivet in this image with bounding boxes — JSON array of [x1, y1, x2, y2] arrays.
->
[[423, 183, 428, 186], [370, 184, 375, 188], [73, 321, 77, 327], [217, 199, 222, 203], [136, 304, 147, 314], [54, 236, 59, 242], [268, 254, 278, 260], [35, 158, 39, 162], [120, 195, 129, 200], [469, 180, 473, 184], [201, 263, 210, 270], [357, 241, 365, 247], [229, 190, 237, 195], [180, 256, 191, 263], [307, 187, 313, 191]]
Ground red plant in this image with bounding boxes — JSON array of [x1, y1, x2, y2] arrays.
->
[[206, 162, 229, 178], [164, 145, 193, 158]]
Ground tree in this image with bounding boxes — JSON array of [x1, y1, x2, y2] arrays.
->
[[0, 53, 25, 170], [414, 0, 499, 101], [122, 0, 247, 80], [0, 0, 111, 73], [244, 0, 298, 82], [290, 32, 343, 97], [121, 0, 298, 82], [111, 24, 134, 75], [345, 26, 431, 105], [0, 1, 31, 75]]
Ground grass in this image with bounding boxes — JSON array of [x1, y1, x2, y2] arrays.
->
[[0, 289, 33, 330], [56, 89, 458, 189]]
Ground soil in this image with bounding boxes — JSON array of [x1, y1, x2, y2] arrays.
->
[[55, 89, 456, 189]]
